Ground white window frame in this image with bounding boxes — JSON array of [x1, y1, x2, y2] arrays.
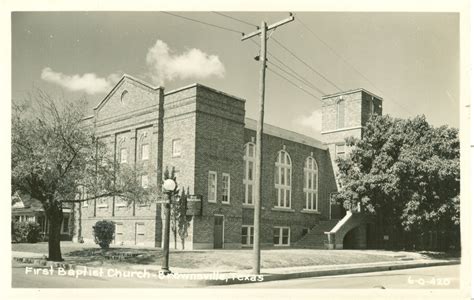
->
[[141, 174, 149, 188], [61, 215, 70, 234], [273, 226, 291, 246], [241, 225, 254, 246], [304, 157, 319, 211], [243, 143, 256, 205], [222, 173, 230, 204], [115, 223, 124, 245], [172, 139, 182, 157], [141, 143, 150, 161], [274, 150, 292, 208], [208, 171, 217, 202], [120, 148, 128, 164]]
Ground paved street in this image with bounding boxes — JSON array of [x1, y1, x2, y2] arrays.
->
[[224, 265, 460, 289], [12, 262, 459, 289]]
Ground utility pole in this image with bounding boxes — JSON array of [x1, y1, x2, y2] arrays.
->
[[241, 14, 294, 275]]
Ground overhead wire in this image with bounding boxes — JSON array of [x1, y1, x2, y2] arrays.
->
[[271, 37, 343, 92], [212, 12, 258, 28], [160, 12, 244, 35], [267, 67, 322, 100]]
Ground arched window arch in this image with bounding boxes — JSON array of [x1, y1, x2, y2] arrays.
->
[[274, 150, 292, 208], [304, 157, 319, 211], [243, 143, 256, 205], [337, 98, 345, 128]]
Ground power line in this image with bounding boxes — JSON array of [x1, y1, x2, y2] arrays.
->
[[212, 12, 257, 28], [295, 15, 413, 115], [271, 37, 343, 92], [249, 38, 324, 95], [267, 60, 326, 95], [296, 17, 378, 92], [267, 66, 322, 100], [160, 12, 243, 35]]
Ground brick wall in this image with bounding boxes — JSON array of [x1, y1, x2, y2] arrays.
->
[[193, 85, 246, 249], [242, 128, 338, 246], [80, 76, 164, 247]]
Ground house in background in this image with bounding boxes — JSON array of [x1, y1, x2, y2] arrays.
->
[[11, 192, 73, 241]]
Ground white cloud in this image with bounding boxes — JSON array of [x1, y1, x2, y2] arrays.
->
[[41, 67, 119, 95], [294, 110, 322, 133], [146, 40, 225, 85]]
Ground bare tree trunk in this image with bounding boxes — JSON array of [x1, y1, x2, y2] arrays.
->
[[46, 205, 64, 261]]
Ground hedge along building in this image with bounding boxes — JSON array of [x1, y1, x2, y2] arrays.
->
[[74, 74, 382, 250]]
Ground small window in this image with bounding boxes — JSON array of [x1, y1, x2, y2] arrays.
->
[[172, 139, 182, 157], [61, 216, 70, 234], [208, 171, 217, 202], [222, 173, 230, 204], [243, 143, 256, 205], [241, 225, 254, 246], [273, 226, 290, 246], [337, 98, 345, 129], [120, 148, 128, 163], [141, 175, 149, 188], [141, 144, 150, 160], [120, 90, 129, 103]]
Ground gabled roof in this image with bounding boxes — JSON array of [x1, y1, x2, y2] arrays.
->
[[11, 193, 43, 212], [93, 74, 163, 111]]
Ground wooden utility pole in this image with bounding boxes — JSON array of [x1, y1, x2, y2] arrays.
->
[[241, 14, 294, 275]]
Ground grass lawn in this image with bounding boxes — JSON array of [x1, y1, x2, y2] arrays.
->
[[13, 242, 405, 272]]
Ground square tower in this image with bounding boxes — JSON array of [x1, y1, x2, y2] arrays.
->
[[321, 89, 383, 173]]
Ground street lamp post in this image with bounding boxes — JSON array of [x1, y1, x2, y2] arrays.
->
[[161, 178, 176, 275]]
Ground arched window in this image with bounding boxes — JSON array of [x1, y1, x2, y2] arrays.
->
[[274, 150, 292, 208], [243, 143, 256, 205], [304, 157, 319, 211], [337, 98, 345, 128]]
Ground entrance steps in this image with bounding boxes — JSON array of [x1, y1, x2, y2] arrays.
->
[[295, 219, 340, 249]]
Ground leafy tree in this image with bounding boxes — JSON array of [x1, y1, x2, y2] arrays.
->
[[335, 115, 459, 247], [12, 90, 158, 261], [177, 189, 191, 250]]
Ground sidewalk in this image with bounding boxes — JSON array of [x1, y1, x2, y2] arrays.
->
[[12, 250, 460, 286]]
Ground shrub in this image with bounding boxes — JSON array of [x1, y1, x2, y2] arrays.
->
[[12, 221, 41, 243], [93, 220, 115, 249]]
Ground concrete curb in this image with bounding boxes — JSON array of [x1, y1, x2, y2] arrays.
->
[[12, 256, 460, 286], [235, 260, 460, 286]]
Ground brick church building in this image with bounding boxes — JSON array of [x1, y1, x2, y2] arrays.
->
[[74, 74, 383, 250]]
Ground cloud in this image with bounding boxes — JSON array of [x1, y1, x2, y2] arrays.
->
[[41, 67, 119, 95], [146, 40, 225, 85], [294, 110, 322, 133]]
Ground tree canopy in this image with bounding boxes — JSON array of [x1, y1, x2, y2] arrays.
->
[[335, 114, 460, 233], [12, 90, 158, 260]]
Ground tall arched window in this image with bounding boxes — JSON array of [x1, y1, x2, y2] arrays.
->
[[337, 98, 345, 128], [243, 143, 256, 205], [274, 150, 292, 208], [304, 157, 319, 211]]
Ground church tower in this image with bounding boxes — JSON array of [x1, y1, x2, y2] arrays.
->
[[321, 89, 383, 175]]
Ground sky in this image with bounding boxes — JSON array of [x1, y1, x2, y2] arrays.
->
[[11, 11, 459, 140]]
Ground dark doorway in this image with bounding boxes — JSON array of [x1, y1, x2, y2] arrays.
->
[[213, 215, 224, 249]]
